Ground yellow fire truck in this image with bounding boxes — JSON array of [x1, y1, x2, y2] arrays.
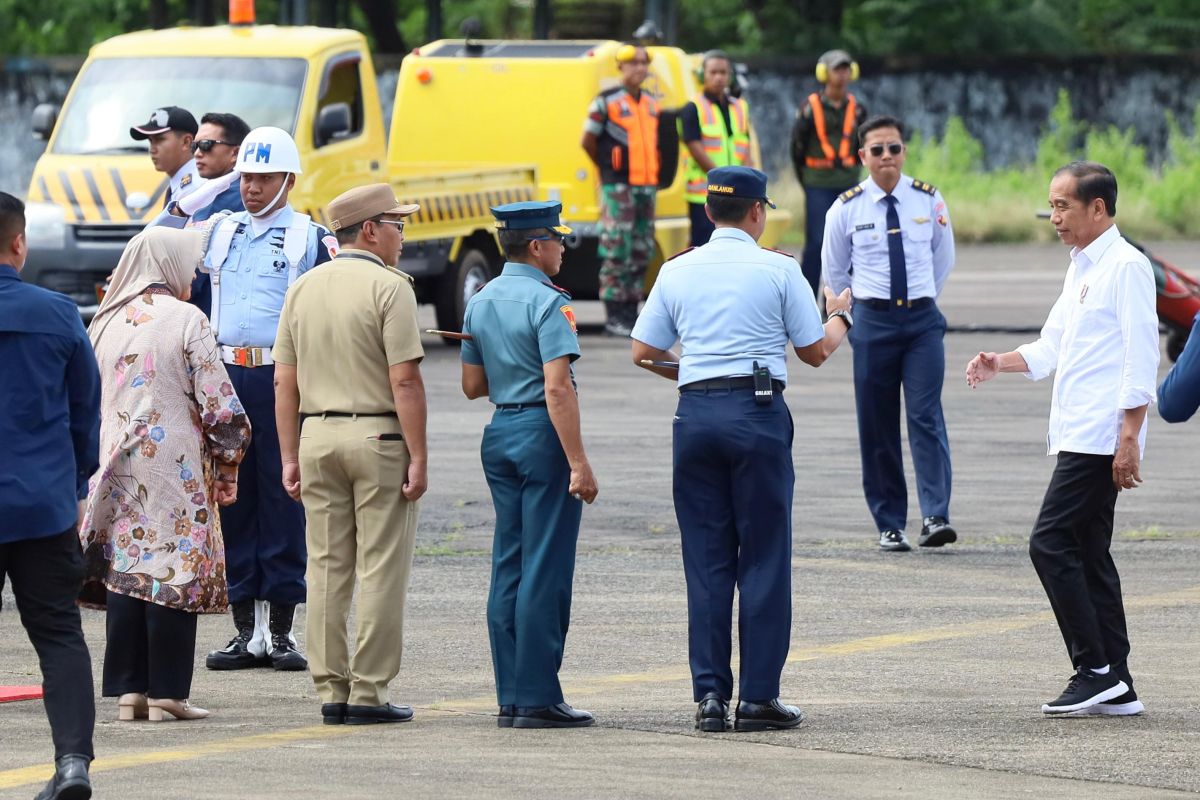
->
[[25, 15, 791, 331]]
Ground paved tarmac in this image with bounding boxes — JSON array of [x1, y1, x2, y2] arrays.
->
[[2, 242, 1199, 799]]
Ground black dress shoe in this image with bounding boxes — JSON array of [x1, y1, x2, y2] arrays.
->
[[919, 516, 957, 548], [512, 702, 595, 729], [322, 702, 348, 725], [345, 703, 414, 725], [695, 692, 729, 732], [734, 698, 804, 731], [34, 753, 91, 800], [878, 529, 912, 552], [497, 704, 516, 728]]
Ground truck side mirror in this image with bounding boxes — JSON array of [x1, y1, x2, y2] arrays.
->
[[315, 103, 352, 147], [32, 103, 59, 140]]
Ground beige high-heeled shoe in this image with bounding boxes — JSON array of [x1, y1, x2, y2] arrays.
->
[[118, 693, 149, 721], [147, 698, 210, 721]]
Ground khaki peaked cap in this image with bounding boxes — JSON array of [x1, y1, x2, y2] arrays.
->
[[327, 184, 420, 231]]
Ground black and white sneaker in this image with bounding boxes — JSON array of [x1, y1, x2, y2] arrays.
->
[[1069, 688, 1145, 716], [1041, 669, 1128, 714], [918, 516, 957, 548], [878, 529, 911, 552]]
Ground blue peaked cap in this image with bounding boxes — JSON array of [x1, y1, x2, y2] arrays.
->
[[706, 166, 776, 209], [491, 200, 573, 235]]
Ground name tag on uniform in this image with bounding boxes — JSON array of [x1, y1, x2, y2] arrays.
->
[[855, 223, 875, 232], [912, 216, 930, 224]]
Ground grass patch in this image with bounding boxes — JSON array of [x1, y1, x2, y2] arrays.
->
[[773, 91, 1200, 244]]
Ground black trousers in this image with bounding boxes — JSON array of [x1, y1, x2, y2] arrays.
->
[[1029, 452, 1131, 684], [103, 590, 198, 700], [0, 527, 95, 760]]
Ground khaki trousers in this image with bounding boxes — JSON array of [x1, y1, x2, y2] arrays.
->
[[300, 415, 418, 706]]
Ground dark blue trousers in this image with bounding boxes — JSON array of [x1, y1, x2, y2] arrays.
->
[[848, 303, 952, 532], [481, 407, 582, 708], [220, 364, 307, 606], [688, 202, 716, 248], [673, 389, 794, 702], [801, 186, 847, 297]]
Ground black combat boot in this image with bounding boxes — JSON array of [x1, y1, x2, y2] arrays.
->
[[268, 603, 308, 671], [205, 599, 261, 670]]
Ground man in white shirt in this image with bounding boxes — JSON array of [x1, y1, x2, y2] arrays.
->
[[129, 106, 204, 209], [965, 161, 1158, 717]]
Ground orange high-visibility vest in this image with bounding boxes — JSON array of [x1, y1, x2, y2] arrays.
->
[[805, 92, 857, 169], [599, 88, 660, 186], [684, 93, 751, 202]]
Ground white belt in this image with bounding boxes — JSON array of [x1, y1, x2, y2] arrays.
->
[[219, 345, 274, 367]]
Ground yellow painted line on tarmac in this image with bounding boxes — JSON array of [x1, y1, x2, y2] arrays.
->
[[2, 585, 1197, 789]]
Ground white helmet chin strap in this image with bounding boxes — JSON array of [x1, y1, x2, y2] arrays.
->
[[248, 173, 291, 218]]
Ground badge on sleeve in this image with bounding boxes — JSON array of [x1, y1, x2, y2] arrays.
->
[[560, 304, 578, 334], [321, 234, 340, 258]]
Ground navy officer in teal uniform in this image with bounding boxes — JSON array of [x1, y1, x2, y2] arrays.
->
[[460, 200, 600, 729]]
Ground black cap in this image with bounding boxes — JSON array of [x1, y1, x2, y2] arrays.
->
[[706, 166, 776, 209], [130, 106, 198, 140]]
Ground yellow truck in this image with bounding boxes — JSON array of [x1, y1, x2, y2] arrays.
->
[[25, 22, 791, 331]]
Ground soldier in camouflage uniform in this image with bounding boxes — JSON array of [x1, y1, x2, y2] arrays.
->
[[582, 43, 660, 336]]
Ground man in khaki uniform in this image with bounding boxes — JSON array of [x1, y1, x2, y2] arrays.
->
[[273, 183, 428, 726]]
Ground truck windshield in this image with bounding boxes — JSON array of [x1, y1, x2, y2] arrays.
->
[[52, 57, 307, 155]]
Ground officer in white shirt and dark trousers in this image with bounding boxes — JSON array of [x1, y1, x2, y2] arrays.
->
[[822, 115, 957, 552], [966, 161, 1158, 716]]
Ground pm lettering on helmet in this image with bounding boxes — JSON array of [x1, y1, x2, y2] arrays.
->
[[242, 142, 273, 164]]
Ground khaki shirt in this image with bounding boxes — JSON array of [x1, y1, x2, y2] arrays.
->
[[273, 248, 423, 415]]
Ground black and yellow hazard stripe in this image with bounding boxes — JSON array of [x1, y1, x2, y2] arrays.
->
[[27, 167, 169, 223], [406, 186, 535, 226]]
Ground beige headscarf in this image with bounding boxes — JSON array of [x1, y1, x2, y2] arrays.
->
[[87, 227, 206, 348]]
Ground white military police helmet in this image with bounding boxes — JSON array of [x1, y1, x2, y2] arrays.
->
[[236, 126, 303, 175]]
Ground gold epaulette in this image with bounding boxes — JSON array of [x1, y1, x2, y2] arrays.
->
[[838, 185, 864, 203], [911, 179, 937, 196]]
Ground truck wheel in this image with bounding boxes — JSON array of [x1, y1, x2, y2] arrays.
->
[[435, 247, 493, 341], [1167, 326, 1188, 363]]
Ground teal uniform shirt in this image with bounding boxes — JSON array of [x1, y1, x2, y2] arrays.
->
[[461, 262, 580, 404]]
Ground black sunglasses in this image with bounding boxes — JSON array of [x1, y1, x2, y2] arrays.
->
[[191, 139, 236, 153], [867, 143, 904, 157], [527, 232, 565, 244]]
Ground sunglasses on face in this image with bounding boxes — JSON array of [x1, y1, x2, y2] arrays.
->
[[373, 218, 406, 232], [191, 139, 236, 153], [866, 143, 904, 158], [527, 232, 565, 244]]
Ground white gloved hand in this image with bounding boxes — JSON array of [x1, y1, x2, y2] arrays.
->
[[177, 170, 239, 216]]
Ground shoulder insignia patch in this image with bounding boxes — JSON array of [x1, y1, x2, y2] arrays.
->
[[761, 246, 795, 258], [560, 304, 578, 334], [321, 234, 340, 258], [838, 186, 864, 203], [911, 179, 937, 196], [180, 173, 192, 187], [665, 246, 696, 262]]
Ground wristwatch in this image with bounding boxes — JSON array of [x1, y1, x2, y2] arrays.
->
[[828, 309, 854, 329]]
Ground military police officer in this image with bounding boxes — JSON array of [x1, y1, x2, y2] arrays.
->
[[631, 166, 852, 733], [821, 115, 957, 552], [201, 126, 336, 672], [274, 183, 426, 726], [460, 200, 599, 729]]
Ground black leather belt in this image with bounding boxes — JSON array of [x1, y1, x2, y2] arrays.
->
[[855, 296, 934, 311], [679, 377, 785, 394], [495, 401, 548, 410]]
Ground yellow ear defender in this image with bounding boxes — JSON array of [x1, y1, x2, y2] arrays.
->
[[815, 55, 860, 83], [616, 44, 641, 64]]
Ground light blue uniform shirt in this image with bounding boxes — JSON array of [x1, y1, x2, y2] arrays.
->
[[461, 262, 581, 405], [202, 205, 334, 347], [821, 173, 956, 300], [632, 227, 824, 386]]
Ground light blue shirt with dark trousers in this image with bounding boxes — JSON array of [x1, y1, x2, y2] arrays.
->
[[462, 261, 582, 708], [822, 174, 956, 534]]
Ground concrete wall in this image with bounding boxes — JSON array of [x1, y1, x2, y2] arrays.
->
[[4, 54, 1200, 197]]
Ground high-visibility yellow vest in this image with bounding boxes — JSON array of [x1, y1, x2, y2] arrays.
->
[[684, 93, 751, 203]]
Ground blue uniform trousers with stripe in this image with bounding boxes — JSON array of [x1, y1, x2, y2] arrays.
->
[[482, 407, 582, 708], [672, 388, 794, 702], [848, 303, 952, 532], [219, 364, 307, 605]]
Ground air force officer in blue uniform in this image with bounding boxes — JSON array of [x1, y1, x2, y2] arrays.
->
[[631, 167, 852, 732], [200, 127, 335, 673], [822, 115, 957, 552], [461, 201, 600, 730]]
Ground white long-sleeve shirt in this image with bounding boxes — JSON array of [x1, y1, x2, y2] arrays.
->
[[1016, 224, 1159, 456]]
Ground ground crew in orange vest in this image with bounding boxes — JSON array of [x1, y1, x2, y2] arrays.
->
[[790, 49, 867, 297], [582, 43, 660, 337], [679, 50, 754, 247]]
